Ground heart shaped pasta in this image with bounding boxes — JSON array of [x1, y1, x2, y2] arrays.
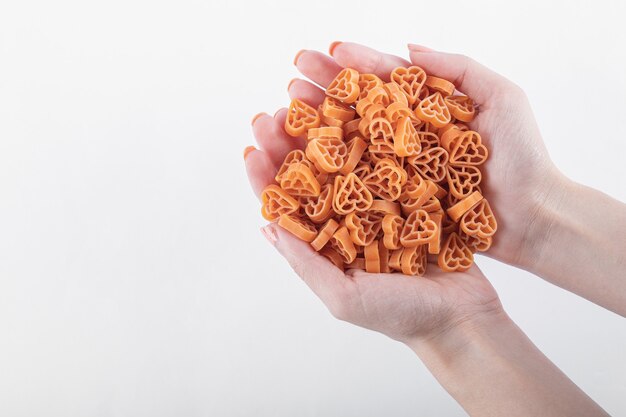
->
[[448, 131, 488, 166], [438, 232, 474, 272], [345, 210, 383, 246], [407, 147, 449, 183], [256, 65, 496, 273], [280, 163, 321, 198], [400, 209, 438, 247], [285, 98, 320, 137], [326, 68, 361, 104], [460, 199, 498, 238], [261, 184, 300, 222], [332, 173, 374, 215], [415, 91, 451, 128], [393, 116, 422, 157], [446, 164, 482, 199], [390, 66, 427, 105], [306, 137, 348, 173], [444, 95, 476, 122], [363, 159, 405, 201]]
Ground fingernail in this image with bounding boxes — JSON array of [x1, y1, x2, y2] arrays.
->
[[273, 108, 283, 118], [408, 43, 435, 53], [329, 41, 342, 56], [251, 112, 267, 126], [261, 225, 278, 245], [287, 78, 298, 91], [243, 145, 256, 160], [293, 49, 306, 66]]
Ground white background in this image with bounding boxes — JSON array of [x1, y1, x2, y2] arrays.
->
[[1, 0, 625, 416]]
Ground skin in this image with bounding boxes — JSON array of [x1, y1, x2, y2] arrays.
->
[[244, 42, 623, 416]]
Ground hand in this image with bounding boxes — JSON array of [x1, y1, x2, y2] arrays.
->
[[243, 42, 503, 343]]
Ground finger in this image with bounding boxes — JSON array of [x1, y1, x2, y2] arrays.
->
[[288, 78, 326, 107], [329, 42, 411, 81], [261, 223, 352, 311], [252, 111, 305, 168], [244, 147, 275, 199], [294, 49, 343, 88], [407, 45, 514, 105]]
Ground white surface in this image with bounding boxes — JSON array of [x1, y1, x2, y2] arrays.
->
[[1, 0, 625, 416]]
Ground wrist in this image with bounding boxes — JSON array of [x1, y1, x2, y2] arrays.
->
[[405, 304, 510, 367], [515, 167, 573, 272]]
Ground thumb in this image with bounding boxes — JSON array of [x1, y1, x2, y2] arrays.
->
[[407, 44, 517, 105], [260, 223, 351, 312]]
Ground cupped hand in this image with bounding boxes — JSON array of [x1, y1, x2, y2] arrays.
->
[[243, 42, 515, 342]]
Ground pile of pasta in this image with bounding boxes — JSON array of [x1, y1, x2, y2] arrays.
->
[[260, 66, 497, 275]]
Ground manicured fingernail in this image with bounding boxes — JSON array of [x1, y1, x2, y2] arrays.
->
[[243, 145, 256, 160], [273, 108, 283, 118], [251, 112, 267, 126], [329, 41, 342, 56], [293, 49, 306, 66], [408, 43, 435, 53], [261, 225, 278, 245], [287, 78, 298, 91]]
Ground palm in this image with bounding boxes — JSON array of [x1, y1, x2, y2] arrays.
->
[[472, 98, 554, 264], [343, 265, 500, 342]]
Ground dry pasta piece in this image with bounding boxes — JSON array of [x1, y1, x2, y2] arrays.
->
[[446, 164, 482, 199], [358, 73, 384, 101], [407, 147, 449, 183], [345, 211, 383, 246], [319, 246, 345, 271], [447, 190, 483, 222], [382, 214, 404, 250], [311, 218, 340, 251], [460, 199, 497, 238], [306, 137, 347, 173], [332, 173, 374, 215], [318, 105, 345, 127], [428, 212, 443, 254], [364, 240, 381, 273], [400, 209, 438, 247], [414, 91, 451, 128], [378, 241, 390, 273], [285, 98, 320, 137], [445, 95, 476, 123], [425, 75, 455, 96], [346, 257, 366, 270], [369, 199, 401, 216], [400, 179, 438, 216], [389, 249, 403, 271], [278, 214, 318, 242], [401, 245, 427, 276], [261, 184, 300, 221], [275, 149, 309, 183], [326, 68, 361, 104], [448, 131, 488, 166], [307, 126, 343, 141], [393, 116, 422, 157], [340, 136, 368, 175], [321, 97, 356, 122], [343, 118, 362, 139], [383, 82, 409, 107], [390, 66, 427, 105], [459, 229, 493, 253], [439, 125, 463, 151], [300, 183, 334, 223], [280, 163, 321, 197], [438, 232, 474, 272], [386, 102, 417, 125], [364, 86, 390, 107], [368, 117, 395, 154], [363, 159, 405, 201], [330, 226, 358, 264]]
